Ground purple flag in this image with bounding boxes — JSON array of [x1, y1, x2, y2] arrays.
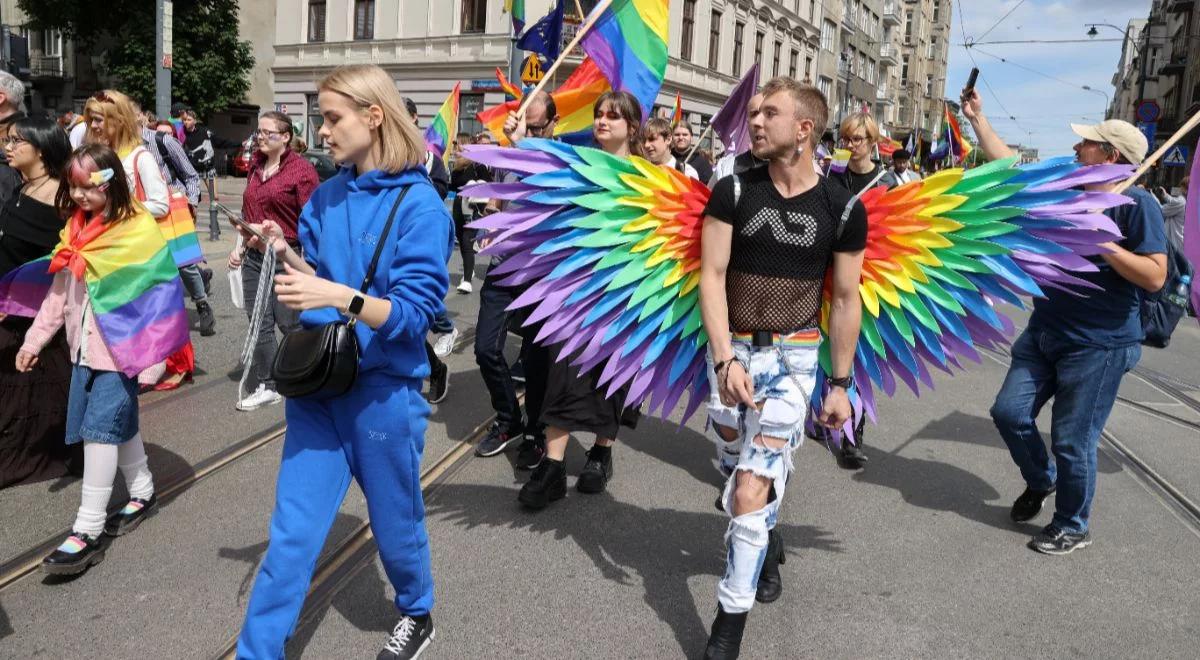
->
[[1186, 137, 1200, 319], [709, 63, 760, 155]]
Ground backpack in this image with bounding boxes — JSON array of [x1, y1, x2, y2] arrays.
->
[[1140, 238, 1194, 348]]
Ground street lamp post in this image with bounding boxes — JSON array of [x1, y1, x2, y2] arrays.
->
[[1087, 22, 1146, 118], [1081, 85, 1110, 119]]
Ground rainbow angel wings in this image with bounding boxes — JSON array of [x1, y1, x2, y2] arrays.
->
[[463, 141, 1133, 428]]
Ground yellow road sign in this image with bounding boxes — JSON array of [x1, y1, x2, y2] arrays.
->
[[521, 55, 545, 85]]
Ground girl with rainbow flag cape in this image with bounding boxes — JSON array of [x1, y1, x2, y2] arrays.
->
[[0, 145, 189, 576]]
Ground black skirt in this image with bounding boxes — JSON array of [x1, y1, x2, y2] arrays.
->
[[539, 343, 640, 439], [0, 318, 77, 489]]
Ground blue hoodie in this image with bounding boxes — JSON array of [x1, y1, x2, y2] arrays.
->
[[298, 166, 453, 383]]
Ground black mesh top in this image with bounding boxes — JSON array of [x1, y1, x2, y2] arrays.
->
[[704, 170, 868, 332]]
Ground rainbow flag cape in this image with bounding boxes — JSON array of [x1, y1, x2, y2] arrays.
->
[[672, 92, 683, 127], [579, 0, 668, 119], [478, 58, 611, 147], [160, 193, 204, 267], [0, 209, 189, 378], [425, 82, 461, 166], [505, 0, 526, 33], [945, 103, 973, 163], [1185, 137, 1200, 319]]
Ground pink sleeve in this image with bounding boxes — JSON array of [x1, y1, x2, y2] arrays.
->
[[20, 271, 69, 355]]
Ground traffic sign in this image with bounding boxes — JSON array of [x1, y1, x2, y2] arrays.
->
[[1163, 144, 1189, 167], [1136, 121, 1156, 151], [520, 55, 545, 85], [1136, 99, 1161, 123]]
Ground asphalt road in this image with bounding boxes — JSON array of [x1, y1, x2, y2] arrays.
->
[[0, 178, 1197, 658]]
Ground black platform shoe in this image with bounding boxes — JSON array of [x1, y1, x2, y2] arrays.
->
[[703, 604, 748, 660], [755, 529, 785, 603], [41, 532, 105, 576], [576, 445, 613, 494], [518, 458, 567, 509], [104, 494, 157, 536]]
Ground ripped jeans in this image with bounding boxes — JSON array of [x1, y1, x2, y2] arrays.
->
[[706, 331, 819, 613]]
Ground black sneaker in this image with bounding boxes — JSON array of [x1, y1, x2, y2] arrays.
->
[[576, 445, 613, 494], [377, 613, 435, 659], [104, 494, 157, 536], [703, 604, 748, 660], [836, 440, 867, 470], [514, 435, 545, 470], [1010, 486, 1056, 523], [41, 532, 105, 576], [1028, 525, 1091, 556], [196, 300, 216, 337], [475, 423, 521, 457], [426, 361, 449, 404], [518, 458, 566, 509], [755, 528, 785, 603]]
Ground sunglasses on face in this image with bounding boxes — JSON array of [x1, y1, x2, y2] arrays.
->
[[526, 122, 551, 134]]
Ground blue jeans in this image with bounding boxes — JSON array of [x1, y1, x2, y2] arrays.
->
[[990, 328, 1141, 534]]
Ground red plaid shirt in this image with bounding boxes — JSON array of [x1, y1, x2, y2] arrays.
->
[[241, 150, 320, 242]]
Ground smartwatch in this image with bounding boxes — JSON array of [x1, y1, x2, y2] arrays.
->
[[346, 293, 365, 316], [826, 374, 854, 390]]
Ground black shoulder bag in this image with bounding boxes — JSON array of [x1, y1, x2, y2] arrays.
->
[[271, 185, 411, 399]]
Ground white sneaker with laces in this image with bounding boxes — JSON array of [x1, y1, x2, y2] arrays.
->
[[433, 327, 460, 358], [236, 385, 283, 411], [456, 279, 473, 294]]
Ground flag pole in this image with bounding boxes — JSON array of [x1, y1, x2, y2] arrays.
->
[[685, 124, 714, 163], [1114, 107, 1200, 194], [517, 0, 612, 116]]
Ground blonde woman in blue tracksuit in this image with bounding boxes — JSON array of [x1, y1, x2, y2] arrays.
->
[[236, 64, 452, 660]]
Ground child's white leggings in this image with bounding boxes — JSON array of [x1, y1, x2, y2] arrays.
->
[[73, 433, 155, 536]]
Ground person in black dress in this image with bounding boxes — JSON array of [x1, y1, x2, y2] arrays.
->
[[449, 132, 493, 294], [0, 117, 77, 488]]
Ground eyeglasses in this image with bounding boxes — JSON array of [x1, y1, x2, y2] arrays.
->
[[526, 122, 551, 135], [1, 136, 28, 148], [843, 135, 869, 145], [256, 128, 290, 142]]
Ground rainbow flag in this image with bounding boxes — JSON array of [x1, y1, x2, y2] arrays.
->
[[945, 103, 973, 163], [0, 209, 189, 378], [672, 91, 683, 127], [496, 67, 523, 101], [425, 82, 461, 165], [505, 0, 526, 33], [478, 58, 611, 147], [579, 0, 669, 119], [878, 137, 903, 158], [160, 193, 204, 267]]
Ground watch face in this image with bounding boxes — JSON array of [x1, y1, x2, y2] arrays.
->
[[349, 295, 365, 314]]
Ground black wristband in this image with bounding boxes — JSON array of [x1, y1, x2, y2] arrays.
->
[[826, 374, 853, 389]]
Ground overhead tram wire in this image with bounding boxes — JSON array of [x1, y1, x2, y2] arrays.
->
[[956, 0, 1031, 142], [973, 0, 1027, 44], [971, 46, 1106, 95]]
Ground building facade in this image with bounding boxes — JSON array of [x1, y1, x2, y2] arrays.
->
[[271, 0, 951, 152]]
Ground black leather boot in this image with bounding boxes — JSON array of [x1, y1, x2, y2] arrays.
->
[[755, 529, 785, 603], [196, 300, 216, 337], [703, 604, 748, 660], [518, 458, 566, 509]]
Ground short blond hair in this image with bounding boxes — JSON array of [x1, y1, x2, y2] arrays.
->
[[318, 65, 425, 172], [760, 76, 828, 148], [839, 112, 879, 145], [84, 89, 142, 154]]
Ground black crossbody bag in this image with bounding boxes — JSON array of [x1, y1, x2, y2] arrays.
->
[[271, 186, 410, 399]]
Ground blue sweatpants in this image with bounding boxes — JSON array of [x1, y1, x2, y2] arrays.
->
[[237, 377, 434, 659]]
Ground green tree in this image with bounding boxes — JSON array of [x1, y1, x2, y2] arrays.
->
[[17, 0, 254, 118]]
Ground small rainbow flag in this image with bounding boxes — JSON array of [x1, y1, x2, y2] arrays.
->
[[580, 0, 669, 119], [945, 103, 973, 163], [878, 137, 903, 158], [672, 91, 683, 127], [478, 58, 611, 147], [496, 67, 523, 101], [828, 148, 852, 174], [505, 0, 526, 33], [0, 209, 190, 378], [425, 82, 461, 166]]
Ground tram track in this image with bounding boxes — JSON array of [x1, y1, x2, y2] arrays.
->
[[977, 346, 1200, 530]]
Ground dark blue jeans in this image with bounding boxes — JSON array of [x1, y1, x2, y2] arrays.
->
[[990, 328, 1141, 533]]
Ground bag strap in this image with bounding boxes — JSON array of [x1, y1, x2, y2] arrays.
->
[[358, 185, 412, 294], [132, 149, 147, 202]]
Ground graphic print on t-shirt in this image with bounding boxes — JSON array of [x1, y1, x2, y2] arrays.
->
[[744, 207, 820, 247]]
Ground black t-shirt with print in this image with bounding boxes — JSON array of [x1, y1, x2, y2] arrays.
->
[[704, 168, 868, 333]]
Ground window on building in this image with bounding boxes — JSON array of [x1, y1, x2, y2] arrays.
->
[[708, 10, 722, 71], [905, 10, 914, 43], [681, 0, 696, 62], [789, 49, 798, 79], [809, 0, 816, 23], [755, 31, 765, 66], [933, 0, 941, 23], [353, 0, 375, 40], [805, 55, 813, 80], [901, 54, 909, 83], [39, 30, 63, 57], [733, 21, 746, 74], [462, 0, 487, 34], [818, 76, 832, 99], [308, 0, 327, 42], [928, 35, 937, 59], [773, 42, 782, 77], [822, 20, 835, 51], [925, 74, 933, 97]]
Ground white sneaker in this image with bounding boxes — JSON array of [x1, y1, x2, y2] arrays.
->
[[457, 280, 473, 294], [433, 327, 460, 358], [236, 385, 283, 411]]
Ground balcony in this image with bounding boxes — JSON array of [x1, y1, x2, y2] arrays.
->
[[879, 43, 898, 66], [30, 55, 65, 79], [875, 87, 894, 105], [841, 10, 855, 34], [1168, 0, 1194, 13], [1160, 56, 1187, 76], [882, 1, 901, 26]]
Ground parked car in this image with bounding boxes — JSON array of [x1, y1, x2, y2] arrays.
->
[[228, 136, 254, 177], [302, 150, 339, 182]]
